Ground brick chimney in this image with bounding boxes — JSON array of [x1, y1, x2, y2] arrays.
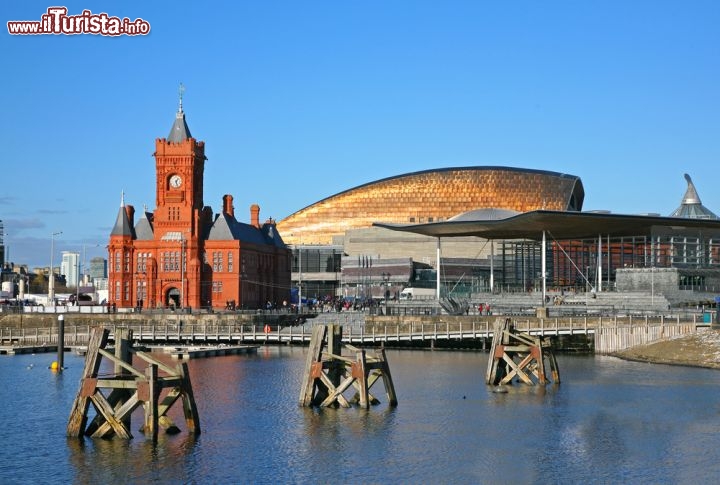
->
[[250, 204, 260, 228], [223, 194, 234, 218], [125, 204, 135, 226]]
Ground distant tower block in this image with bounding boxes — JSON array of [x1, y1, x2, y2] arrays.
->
[[486, 318, 560, 386], [0, 219, 4, 266], [299, 324, 398, 408]]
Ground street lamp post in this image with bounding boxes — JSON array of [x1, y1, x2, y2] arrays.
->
[[651, 265, 655, 305], [180, 237, 186, 310], [48, 231, 62, 305], [240, 273, 245, 310], [298, 245, 302, 313], [75, 251, 81, 306], [382, 272, 390, 315]]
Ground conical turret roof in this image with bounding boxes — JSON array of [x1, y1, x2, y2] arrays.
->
[[110, 192, 134, 237], [669, 173, 718, 220]]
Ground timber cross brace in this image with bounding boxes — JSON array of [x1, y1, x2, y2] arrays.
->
[[67, 327, 201, 441], [299, 324, 398, 408], [486, 318, 561, 386]]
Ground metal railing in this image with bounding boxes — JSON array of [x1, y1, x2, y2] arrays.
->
[[1, 314, 707, 350]]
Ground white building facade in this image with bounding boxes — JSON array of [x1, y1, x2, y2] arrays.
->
[[61, 251, 80, 288]]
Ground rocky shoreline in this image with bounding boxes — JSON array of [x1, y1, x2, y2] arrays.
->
[[612, 329, 720, 369]]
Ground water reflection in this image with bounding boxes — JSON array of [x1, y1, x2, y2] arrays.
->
[[3, 348, 720, 483], [67, 433, 200, 484]]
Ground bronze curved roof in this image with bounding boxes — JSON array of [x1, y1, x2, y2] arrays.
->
[[277, 166, 584, 245]]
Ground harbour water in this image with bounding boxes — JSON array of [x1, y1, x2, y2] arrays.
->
[[2, 346, 720, 484]]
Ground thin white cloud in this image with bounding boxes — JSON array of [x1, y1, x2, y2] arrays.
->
[[37, 209, 69, 215], [2, 218, 45, 232]]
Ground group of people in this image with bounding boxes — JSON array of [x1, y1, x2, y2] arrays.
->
[[105, 301, 117, 313], [477, 303, 491, 315]]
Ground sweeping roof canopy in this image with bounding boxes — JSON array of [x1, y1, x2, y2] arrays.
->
[[374, 209, 720, 241]]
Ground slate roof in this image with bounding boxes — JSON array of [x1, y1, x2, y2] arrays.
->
[[134, 211, 154, 240], [110, 203, 285, 248], [261, 222, 286, 247], [168, 109, 192, 142], [110, 205, 134, 237], [207, 213, 285, 246]]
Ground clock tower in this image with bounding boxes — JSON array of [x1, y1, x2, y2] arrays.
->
[[153, 85, 206, 237], [108, 85, 291, 311]]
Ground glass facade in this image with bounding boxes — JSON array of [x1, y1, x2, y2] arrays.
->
[[292, 247, 343, 273], [498, 231, 720, 293], [291, 246, 343, 300]]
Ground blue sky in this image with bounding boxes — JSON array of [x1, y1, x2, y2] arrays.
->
[[2, 1, 719, 269]]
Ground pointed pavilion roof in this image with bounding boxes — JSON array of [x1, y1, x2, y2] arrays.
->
[[669, 173, 718, 220], [167, 83, 192, 142], [134, 209, 154, 240], [110, 192, 134, 237]]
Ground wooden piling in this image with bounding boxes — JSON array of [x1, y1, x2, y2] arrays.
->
[[145, 364, 159, 441], [67, 326, 201, 440], [67, 327, 109, 438], [486, 318, 560, 386], [299, 324, 398, 409], [299, 325, 327, 407]]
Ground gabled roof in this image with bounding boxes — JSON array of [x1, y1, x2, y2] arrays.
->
[[669, 174, 718, 220], [208, 213, 281, 246], [207, 213, 236, 241]]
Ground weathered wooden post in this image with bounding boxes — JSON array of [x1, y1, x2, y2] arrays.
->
[[67, 327, 110, 438], [115, 328, 133, 430], [299, 324, 397, 408], [299, 325, 327, 407], [144, 364, 159, 442], [486, 318, 560, 386]]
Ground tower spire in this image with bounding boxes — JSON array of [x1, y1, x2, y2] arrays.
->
[[178, 82, 185, 113], [168, 83, 192, 142], [669, 173, 718, 219], [681, 173, 701, 205]]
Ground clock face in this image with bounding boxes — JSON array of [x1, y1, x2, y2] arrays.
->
[[170, 175, 182, 188]]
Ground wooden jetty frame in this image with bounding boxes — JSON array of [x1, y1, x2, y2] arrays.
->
[[299, 324, 398, 408], [486, 318, 560, 386], [67, 327, 200, 441]]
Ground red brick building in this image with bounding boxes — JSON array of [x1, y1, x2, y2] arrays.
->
[[108, 99, 291, 310]]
